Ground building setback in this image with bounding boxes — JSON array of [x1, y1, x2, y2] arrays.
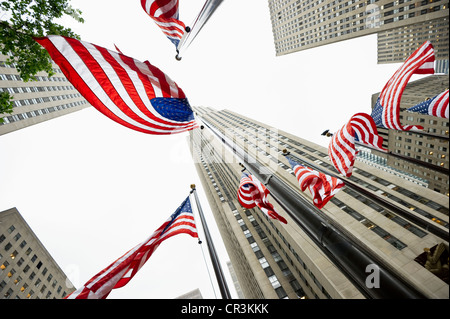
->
[[188, 106, 448, 299], [0, 208, 76, 299], [0, 54, 90, 135], [268, 0, 449, 59]]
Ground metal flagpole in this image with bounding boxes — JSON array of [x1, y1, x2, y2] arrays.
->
[[190, 184, 232, 299], [175, 0, 224, 60]]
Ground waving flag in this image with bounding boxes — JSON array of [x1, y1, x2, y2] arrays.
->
[[328, 113, 386, 177], [35, 35, 197, 135], [371, 41, 435, 131], [238, 173, 287, 224], [351, 113, 387, 151], [141, 0, 186, 47], [65, 196, 198, 299], [407, 89, 449, 119], [286, 157, 344, 209]]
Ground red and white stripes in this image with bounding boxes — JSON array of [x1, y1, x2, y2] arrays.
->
[[378, 41, 435, 131], [35, 35, 197, 135]]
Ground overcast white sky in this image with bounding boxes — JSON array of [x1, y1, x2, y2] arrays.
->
[[0, 0, 406, 299]]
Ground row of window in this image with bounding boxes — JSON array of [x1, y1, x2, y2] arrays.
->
[[9, 92, 83, 108], [234, 209, 290, 299], [0, 100, 88, 126], [0, 72, 68, 83], [254, 209, 333, 299]]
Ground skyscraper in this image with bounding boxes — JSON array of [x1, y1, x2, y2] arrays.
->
[[370, 74, 449, 196], [268, 0, 449, 59], [188, 106, 448, 299], [0, 53, 90, 135], [0, 208, 76, 299]]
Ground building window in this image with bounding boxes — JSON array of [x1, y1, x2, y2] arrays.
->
[[275, 286, 288, 299], [4, 242, 12, 251]]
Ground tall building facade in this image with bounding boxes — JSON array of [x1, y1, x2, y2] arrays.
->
[[0, 53, 90, 135], [0, 208, 76, 299], [268, 0, 449, 58], [377, 16, 449, 64], [370, 74, 449, 196], [188, 106, 448, 299]]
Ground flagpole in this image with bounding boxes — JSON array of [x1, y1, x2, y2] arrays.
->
[[190, 184, 232, 299], [175, 0, 224, 60]]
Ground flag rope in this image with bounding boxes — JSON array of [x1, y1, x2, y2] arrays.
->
[[198, 236, 218, 299], [188, 185, 218, 299]]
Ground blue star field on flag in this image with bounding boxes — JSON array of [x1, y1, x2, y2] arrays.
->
[[162, 196, 194, 235], [151, 97, 195, 122], [406, 90, 449, 119], [371, 98, 386, 128]]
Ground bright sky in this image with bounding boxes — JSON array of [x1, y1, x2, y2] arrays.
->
[[0, 0, 406, 299]]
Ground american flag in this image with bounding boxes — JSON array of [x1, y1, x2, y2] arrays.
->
[[141, 0, 186, 47], [351, 113, 387, 151], [371, 41, 435, 131], [237, 173, 287, 224], [286, 157, 344, 209], [328, 113, 386, 177], [65, 196, 198, 299], [407, 89, 449, 119], [35, 35, 197, 135]]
